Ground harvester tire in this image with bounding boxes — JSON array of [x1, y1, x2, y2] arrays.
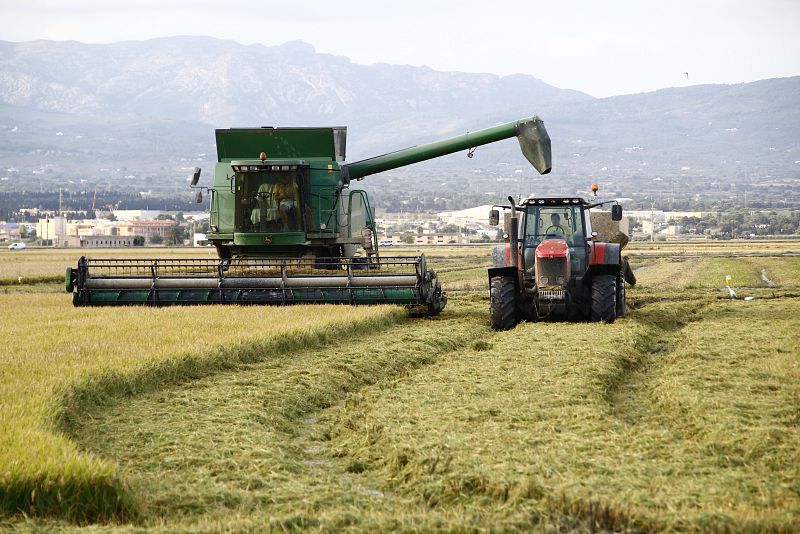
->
[[214, 244, 232, 259], [616, 271, 627, 317], [591, 274, 616, 323], [490, 276, 518, 331]]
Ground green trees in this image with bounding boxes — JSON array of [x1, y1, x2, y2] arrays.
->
[[165, 225, 187, 246], [679, 210, 800, 238]]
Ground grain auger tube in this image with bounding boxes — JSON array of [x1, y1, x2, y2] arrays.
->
[[67, 116, 552, 315]]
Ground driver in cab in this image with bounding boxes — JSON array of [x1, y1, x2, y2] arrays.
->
[[546, 213, 572, 238], [270, 174, 301, 230]]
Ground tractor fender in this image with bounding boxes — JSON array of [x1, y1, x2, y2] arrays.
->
[[488, 266, 519, 287], [586, 242, 622, 278], [491, 244, 512, 268]]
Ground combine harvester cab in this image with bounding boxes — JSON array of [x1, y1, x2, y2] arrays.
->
[[67, 117, 552, 315]]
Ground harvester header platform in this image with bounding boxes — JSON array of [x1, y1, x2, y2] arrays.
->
[[66, 116, 552, 315], [67, 255, 439, 309]]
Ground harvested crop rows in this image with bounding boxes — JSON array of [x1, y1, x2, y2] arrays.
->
[[1, 244, 798, 532]]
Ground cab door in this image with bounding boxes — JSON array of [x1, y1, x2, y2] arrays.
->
[[348, 190, 378, 255]]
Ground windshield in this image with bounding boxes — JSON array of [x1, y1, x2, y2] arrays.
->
[[522, 204, 587, 275], [523, 205, 584, 246], [235, 169, 308, 233]]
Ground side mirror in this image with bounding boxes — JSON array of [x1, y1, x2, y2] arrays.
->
[[190, 167, 202, 187], [195, 191, 203, 203], [611, 204, 623, 221], [489, 209, 499, 226]]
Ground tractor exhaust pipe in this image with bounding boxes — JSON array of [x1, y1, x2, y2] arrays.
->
[[508, 196, 519, 269]]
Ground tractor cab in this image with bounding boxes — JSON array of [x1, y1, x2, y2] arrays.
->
[[520, 198, 590, 279]]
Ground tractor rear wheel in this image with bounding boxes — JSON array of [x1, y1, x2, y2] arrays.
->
[[591, 274, 617, 323], [616, 271, 627, 317], [490, 276, 518, 330]]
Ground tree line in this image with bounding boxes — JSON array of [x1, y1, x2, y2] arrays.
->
[[678, 209, 800, 238]]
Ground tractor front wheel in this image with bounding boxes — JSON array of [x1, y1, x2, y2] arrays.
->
[[591, 274, 617, 323], [490, 276, 518, 330]]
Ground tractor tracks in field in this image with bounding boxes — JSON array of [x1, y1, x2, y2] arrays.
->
[[67, 303, 492, 526], [605, 299, 711, 425]]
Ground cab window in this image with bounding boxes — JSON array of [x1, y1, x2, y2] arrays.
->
[[236, 169, 308, 233]]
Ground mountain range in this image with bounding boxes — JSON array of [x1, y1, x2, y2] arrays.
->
[[0, 36, 798, 209]]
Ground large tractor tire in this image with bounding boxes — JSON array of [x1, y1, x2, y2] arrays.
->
[[591, 274, 617, 323], [616, 271, 627, 318], [490, 276, 518, 331]]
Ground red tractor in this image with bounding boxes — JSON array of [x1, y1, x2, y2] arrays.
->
[[487, 191, 635, 330]]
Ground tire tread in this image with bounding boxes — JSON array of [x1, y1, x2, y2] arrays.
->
[[591, 274, 616, 323], [490, 276, 518, 330]]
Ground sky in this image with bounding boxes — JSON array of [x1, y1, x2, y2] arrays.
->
[[1, 0, 799, 98]]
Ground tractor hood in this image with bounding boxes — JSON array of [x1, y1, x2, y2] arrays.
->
[[536, 239, 569, 259]]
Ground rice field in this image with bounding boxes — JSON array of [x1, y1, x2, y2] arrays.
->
[[0, 248, 217, 284], [0, 242, 798, 531]]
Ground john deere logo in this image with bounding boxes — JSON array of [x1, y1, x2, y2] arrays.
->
[[263, 235, 273, 244]]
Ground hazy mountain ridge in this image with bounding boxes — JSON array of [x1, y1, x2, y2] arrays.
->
[[0, 37, 798, 208], [0, 37, 591, 128]]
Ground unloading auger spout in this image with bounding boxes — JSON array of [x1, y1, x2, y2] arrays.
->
[[342, 117, 551, 181], [66, 116, 552, 315]]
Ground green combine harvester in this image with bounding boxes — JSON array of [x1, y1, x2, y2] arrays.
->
[[66, 116, 552, 315]]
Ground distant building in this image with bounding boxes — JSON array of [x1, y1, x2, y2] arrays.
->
[[0, 221, 21, 241], [437, 205, 494, 225], [64, 235, 135, 247], [414, 233, 468, 245], [66, 221, 102, 238], [625, 210, 667, 223], [664, 211, 707, 222], [665, 225, 684, 236], [640, 219, 658, 235], [193, 233, 209, 247], [37, 216, 67, 243], [115, 220, 175, 239], [109, 210, 162, 221]]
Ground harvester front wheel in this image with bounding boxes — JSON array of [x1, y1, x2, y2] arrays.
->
[[591, 274, 617, 323], [490, 276, 518, 331], [214, 244, 232, 259]]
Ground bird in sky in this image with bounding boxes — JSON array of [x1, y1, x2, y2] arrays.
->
[[683, 72, 689, 79]]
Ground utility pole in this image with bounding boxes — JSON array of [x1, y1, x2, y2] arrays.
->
[[650, 203, 655, 243]]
